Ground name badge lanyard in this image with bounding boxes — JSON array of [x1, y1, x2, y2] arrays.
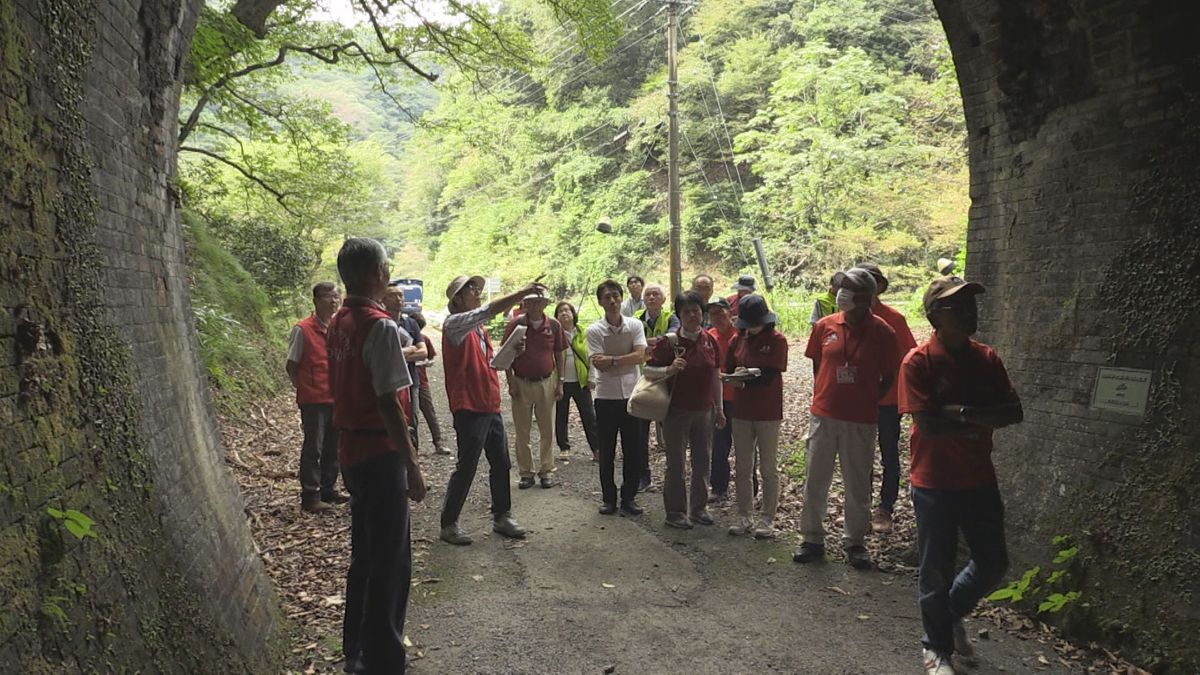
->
[[837, 325, 861, 385]]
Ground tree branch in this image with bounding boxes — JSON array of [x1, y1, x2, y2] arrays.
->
[[179, 145, 297, 216]]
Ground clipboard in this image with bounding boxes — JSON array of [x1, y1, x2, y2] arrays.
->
[[601, 331, 634, 357], [490, 324, 527, 370]]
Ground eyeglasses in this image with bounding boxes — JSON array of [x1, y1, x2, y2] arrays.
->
[[463, 283, 481, 294]]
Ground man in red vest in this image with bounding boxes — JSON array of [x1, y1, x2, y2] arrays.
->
[[286, 281, 345, 513], [439, 274, 545, 546], [326, 237, 426, 673]]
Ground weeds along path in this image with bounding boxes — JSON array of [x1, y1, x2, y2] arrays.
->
[[222, 330, 1138, 673]]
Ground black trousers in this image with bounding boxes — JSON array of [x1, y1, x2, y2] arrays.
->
[[342, 452, 412, 673], [555, 381, 599, 452], [875, 404, 902, 512], [594, 398, 644, 505], [440, 410, 512, 527], [299, 403, 339, 503]]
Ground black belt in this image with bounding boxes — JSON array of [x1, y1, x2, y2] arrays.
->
[[516, 373, 554, 382]]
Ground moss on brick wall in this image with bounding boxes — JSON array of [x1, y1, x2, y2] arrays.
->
[[1, 1, 283, 670]]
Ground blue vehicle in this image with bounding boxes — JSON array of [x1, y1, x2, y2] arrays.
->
[[388, 278, 423, 314]]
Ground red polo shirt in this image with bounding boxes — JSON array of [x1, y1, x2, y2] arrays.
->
[[647, 330, 720, 411], [503, 314, 567, 380], [871, 301, 918, 406], [899, 336, 1018, 490], [805, 312, 898, 424], [725, 328, 789, 421], [707, 325, 737, 401]]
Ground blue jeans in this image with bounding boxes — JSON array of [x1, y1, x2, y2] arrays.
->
[[875, 405, 901, 512], [342, 452, 412, 673], [912, 485, 1009, 656], [709, 400, 734, 495]]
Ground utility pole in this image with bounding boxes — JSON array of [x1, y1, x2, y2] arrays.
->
[[666, 0, 682, 298]]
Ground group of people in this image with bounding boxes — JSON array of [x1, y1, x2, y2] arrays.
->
[[286, 237, 1023, 675]]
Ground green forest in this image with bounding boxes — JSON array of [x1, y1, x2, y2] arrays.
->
[[179, 0, 966, 407]]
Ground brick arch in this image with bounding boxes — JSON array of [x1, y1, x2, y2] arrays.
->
[[934, 0, 1199, 669]]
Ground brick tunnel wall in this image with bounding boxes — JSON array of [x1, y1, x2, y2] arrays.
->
[[934, 0, 1199, 670], [0, 1, 283, 671]]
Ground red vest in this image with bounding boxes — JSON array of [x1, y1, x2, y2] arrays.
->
[[328, 298, 398, 466], [442, 323, 501, 414], [294, 314, 333, 405]]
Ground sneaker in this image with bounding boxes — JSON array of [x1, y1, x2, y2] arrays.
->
[[871, 507, 894, 534], [599, 502, 617, 515], [434, 445, 453, 456], [558, 450, 571, 462], [952, 617, 974, 657], [753, 519, 776, 539], [539, 475, 557, 489], [845, 545, 873, 570], [301, 500, 333, 514], [728, 517, 753, 536], [619, 501, 644, 516], [492, 513, 527, 539], [321, 490, 350, 505], [792, 542, 826, 563], [690, 511, 714, 526], [707, 491, 727, 504], [518, 476, 536, 490], [923, 649, 955, 675], [439, 523, 473, 546], [665, 514, 693, 529]]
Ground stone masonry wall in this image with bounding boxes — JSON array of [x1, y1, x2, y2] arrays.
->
[[934, 0, 1200, 671], [0, 0, 283, 671]]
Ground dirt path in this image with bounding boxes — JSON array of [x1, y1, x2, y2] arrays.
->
[[402, 333, 1072, 674], [223, 331, 1133, 674]]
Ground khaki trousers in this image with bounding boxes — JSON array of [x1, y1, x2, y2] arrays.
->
[[661, 408, 712, 518], [732, 418, 781, 522], [512, 376, 557, 478], [800, 415, 877, 548]]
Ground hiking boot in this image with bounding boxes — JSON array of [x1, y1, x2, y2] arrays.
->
[[707, 490, 727, 504], [492, 513, 526, 539], [792, 542, 825, 563], [301, 500, 333, 514], [690, 511, 714, 526], [845, 545, 873, 570], [665, 514, 693, 529], [439, 523, 473, 546], [539, 475, 557, 489], [619, 501, 644, 516], [871, 507, 894, 534], [599, 502, 618, 515], [434, 445, 453, 456], [923, 649, 956, 675], [518, 476, 536, 490], [638, 475, 652, 493], [753, 519, 776, 540], [952, 617, 974, 657], [321, 490, 350, 505], [728, 517, 753, 536]]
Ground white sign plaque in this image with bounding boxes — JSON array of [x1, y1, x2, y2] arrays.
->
[[1091, 367, 1152, 417]]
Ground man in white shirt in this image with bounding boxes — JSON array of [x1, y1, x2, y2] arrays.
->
[[587, 279, 648, 515]]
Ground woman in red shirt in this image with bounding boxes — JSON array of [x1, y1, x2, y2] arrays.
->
[[724, 294, 789, 539], [645, 291, 726, 529]]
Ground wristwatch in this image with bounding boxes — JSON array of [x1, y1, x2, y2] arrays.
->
[[958, 405, 968, 423], [610, 356, 617, 367]]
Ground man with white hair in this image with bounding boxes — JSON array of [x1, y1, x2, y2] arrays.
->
[[503, 293, 567, 490], [795, 267, 899, 570]]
